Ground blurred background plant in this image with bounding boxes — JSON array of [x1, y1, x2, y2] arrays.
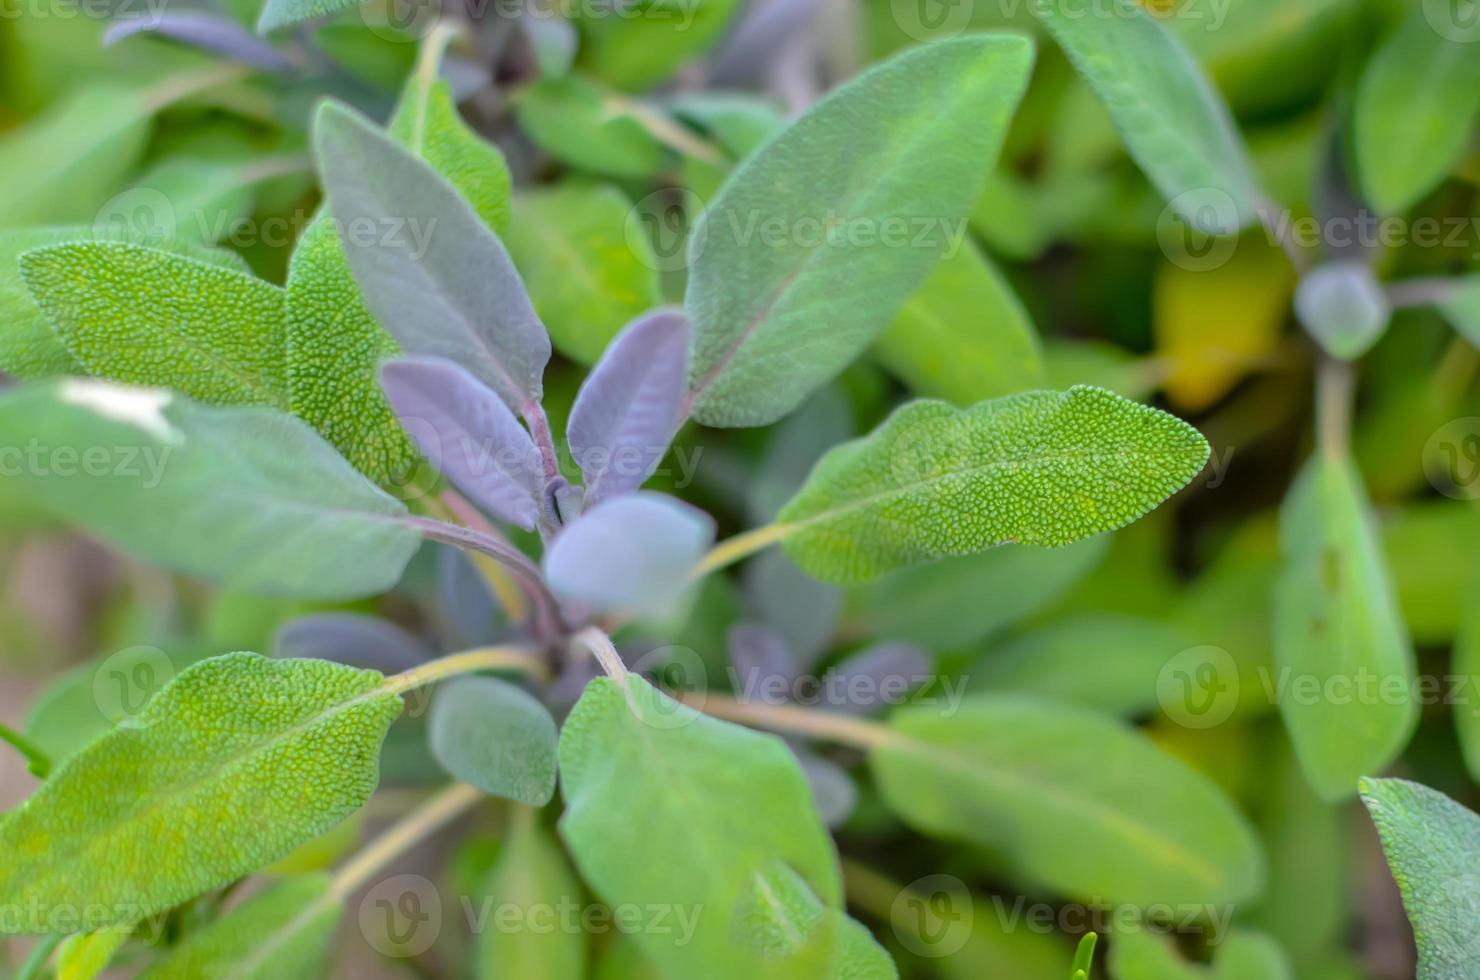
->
[[1, 0, 1479, 977]]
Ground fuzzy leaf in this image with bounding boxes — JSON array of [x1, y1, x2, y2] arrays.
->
[[1293, 260, 1391, 361], [0, 227, 248, 380], [314, 100, 551, 413], [138, 873, 340, 978], [558, 675, 843, 979], [21, 242, 289, 408], [257, 0, 359, 33], [776, 386, 1209, 584], [1354, 4, 1480, 215], [871, 695, 1265, 907], [1274, 455, 1417, 800], [567, 309, 691, 504], [684, 34, 1034, 427], [514, 77, 667, 179], [476, 818, 587, 980], [286, 59, 512, 483], [273, 613, 432, 673], [506, 182, 663, 366], [380, 356, 543, 530], [0, 380, 423, 600], [543, 492, 715, 619], [0, 654, 402, 933], [1359, 777, 1480, 980], [874, 240, 1043, 405], [429, 677, 558, 805], [1030, 0, 1261, 234]]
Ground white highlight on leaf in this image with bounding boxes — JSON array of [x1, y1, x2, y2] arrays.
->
[[60, 379, 182, 443]]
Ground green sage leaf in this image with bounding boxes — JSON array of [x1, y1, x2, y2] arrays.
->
[[1108, 928, 1292, 980], [685, 34, 1034, 427], [514, 76, 667, 179], [558, 675, 843, 979], [0, 380, 423, 600], [429, 677, 559, 806], [1359, 777, 1480, 980], [476, 817, 588, 980], [1030, 0, 1261, 234], [777, 386, 1209, 584], [871, 695, 1265, 907], [0, 654, 402, 933], [1273, 455, 1418, 801], [21, 242, 289, 408]]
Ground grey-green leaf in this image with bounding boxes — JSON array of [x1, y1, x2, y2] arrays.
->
[[313, 100, 551, 413], [429, 677, 558, 805], [138, 873, 341, 979], [21, 242, 289, 408], [684, 34, 1035, 427], [871, 695, 1265, 907], [0, 654, 401, 933], [1293, 260, 1391, 361], [777, 386, 1209, 584], [1030, 0, 1261, 234], [1359, 777, 1480, 980], [1273, 455, 1418, 800], [1353, 4, 1480, 215], [558, 675, 843, 979], [0, 380, 423, 600]]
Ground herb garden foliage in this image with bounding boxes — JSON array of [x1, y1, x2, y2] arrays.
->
[[0, 0, 1476, 977]]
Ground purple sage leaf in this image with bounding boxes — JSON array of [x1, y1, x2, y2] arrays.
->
[[821, 642, 932, 716], [273, 613, 432, 673], [790, 744, 858, 828], [567, 309, 691, 505], [542, 491, 715, 619], [437, 546, 501, 647], [105, 12, 293, 72], [314, 100, 552, 412], [726, 623, 795, 704], [380, 355, 543, 530]]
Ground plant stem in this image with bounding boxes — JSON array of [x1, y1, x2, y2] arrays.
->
[[571, 627, 629, 683], [601, 89, 725, 164], [1386, 276, 1459, 310], [1315, 355, 1355, 459], [692, 522, 796, 579], [327, 783, 483, 901], [522, 400, 561, 484], [0, 721, 51, 779], [143, 63, 253, 112], [427, 490, 530, 624], [678, 693, 894, 750], [15, 933, 64, 980], [386, 645, 547, 695]]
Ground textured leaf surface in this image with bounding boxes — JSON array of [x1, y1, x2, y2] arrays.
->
[[21, 242, 288, 407], [567, 309, 690, 504], [684, 35, 1034, 427], [1354, 5, 1480, 214], [429, 677, 558, 805], [777, 386, 1209, 584], [871, 695, 1265, 907], [558, 676, 842, 979], [506, 182, 662, 365], [0, 654, 401, 933], [256, 0, 359, 32], [138, 873, 341, 979], [0, 227, 248, 380], [380, 356, 543, 530], [0, 381, 423, 600], [543, 492, 715, 618], [287, 65, 512, 483], [1359, 777, 1480, 980], [476, 817, 587, 980], [874, 240, 1042, 405], [315, 101, 550, 413], [1274, 455, 1417, 800], [1030, 0, 1260, 233]]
